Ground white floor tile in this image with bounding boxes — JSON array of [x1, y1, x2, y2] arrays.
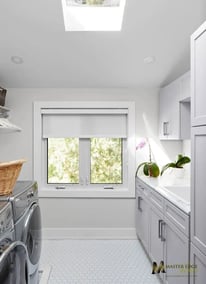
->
[[40, 240, 161, 284]]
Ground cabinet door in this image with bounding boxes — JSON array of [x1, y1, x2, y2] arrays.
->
[[136, 189, 149, 251], [180, 71, 190, 102], [164, 219, 189, 284], [149, 205, 164, 275], [180, 101, 191, 139], [191, 126, 206, 255], [164, 199, 189, 237], [191, 22, 206, 126], [159, 80, 180, 140], [190, 243, 206, 284]]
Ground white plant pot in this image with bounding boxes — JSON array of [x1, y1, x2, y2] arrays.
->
[[171, 168, 185, 179]]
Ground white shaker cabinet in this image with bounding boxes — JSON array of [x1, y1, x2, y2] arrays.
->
[[191, 22, 206, 126], [135, 184, 149, 251], [190, 243, 206, 284], [159, 71, 191, 140], [180, 71, 190, 102], [191, 126, 206, 255], [164, 219, 189, 284], [159, 79, 180, 140], [136, 178, 190, 284], [149, 203, 165, 282], [190, 20, 206, 283]]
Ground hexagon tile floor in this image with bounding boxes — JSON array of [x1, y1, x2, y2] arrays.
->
[[39, 239, 161, 284]]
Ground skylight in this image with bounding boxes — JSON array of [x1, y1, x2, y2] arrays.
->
[[61, 0, 126, 31]]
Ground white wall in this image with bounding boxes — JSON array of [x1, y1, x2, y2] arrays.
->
[[182, 139, 191, 180], [0, 88, 182, 238]]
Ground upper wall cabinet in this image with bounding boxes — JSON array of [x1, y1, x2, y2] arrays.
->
[[180, 71, 191, 102], [159, 78, 180, 140], [159, 71, 191, 140], [191, 22, 206, 127]]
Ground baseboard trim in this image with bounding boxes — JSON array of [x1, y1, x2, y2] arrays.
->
[[42, 227, 136, 240]]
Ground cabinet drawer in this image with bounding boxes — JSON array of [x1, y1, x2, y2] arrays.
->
[[136, 180, 150, 197], [136, 187, 149, 200], [165, 199, 189, 237], [150, 190, 164, 211], [136, 178, 147, 189]]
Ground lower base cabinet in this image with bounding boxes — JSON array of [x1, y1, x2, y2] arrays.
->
[[136, 191, 149, 251], [149, 204, 164, 282], [136, 178, 190, 284], [164, 219, 189, 284], [190, 243, 206, 284], [149, 207, 189, 284]]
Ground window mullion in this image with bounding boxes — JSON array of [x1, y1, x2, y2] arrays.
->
[[79, 138, 90, 187]]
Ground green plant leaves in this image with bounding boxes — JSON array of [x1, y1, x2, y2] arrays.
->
[[160, 162, 176, 176], [176, 156, 191, 168], [136, 162, 160, 177], [135, 162, 147, 176], [161, 154, 191, 176]]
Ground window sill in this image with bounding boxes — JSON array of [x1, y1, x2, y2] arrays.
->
[[38, 187, 135, 198]]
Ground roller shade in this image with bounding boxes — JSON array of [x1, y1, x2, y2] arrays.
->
[[42, 109, 127, 138]]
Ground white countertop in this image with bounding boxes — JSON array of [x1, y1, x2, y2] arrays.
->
[[137, 175, 190, 214]]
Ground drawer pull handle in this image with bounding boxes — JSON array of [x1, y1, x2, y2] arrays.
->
[[158, 219, 163, 239], [161, 221, 166, 242], [138, 196, 143, 212], [163, 121, 169, 136]]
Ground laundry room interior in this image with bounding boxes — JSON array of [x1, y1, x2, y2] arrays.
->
[[0, 0, 206, 283]]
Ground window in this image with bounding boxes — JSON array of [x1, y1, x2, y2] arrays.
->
[[48, 138, 79, 184], [34, 101, 135, 198], [90, 138, 122, 184], [48, 137, 123, 185], [61, 0, 126, 31]]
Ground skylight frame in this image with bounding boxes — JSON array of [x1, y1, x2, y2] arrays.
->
[[61, 0, 126, 31]]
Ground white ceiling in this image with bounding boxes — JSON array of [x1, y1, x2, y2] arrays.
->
[[0, 0, 206, 88]]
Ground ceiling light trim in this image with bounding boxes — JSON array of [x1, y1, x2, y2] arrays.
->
[[11, 56, 24, 65], [143, 56, 156, 64]]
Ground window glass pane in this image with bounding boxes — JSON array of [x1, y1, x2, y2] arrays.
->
[[47, 138, 79, 183], [90, 138, 122, 184]]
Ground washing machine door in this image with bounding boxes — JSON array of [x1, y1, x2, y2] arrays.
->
[[0, 241, 29, 284], [22, 203, 41, 267]]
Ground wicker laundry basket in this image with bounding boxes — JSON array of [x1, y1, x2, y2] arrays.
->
[[0, 159, 26, 195]]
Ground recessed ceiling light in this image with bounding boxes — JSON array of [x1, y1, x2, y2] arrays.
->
[[144, 56, 156, 64], [11, 56, 24, 64]]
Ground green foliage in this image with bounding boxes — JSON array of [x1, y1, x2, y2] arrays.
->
[[48, 138, 79, 183], [87, 0, 104, 5], [90, 138, 122, 184], [161, 154, 191, 176], [136, 162, 160, 177], [47, 137, 122, 184]]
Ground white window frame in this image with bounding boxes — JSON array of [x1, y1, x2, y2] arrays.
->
[[33, 101, 135, 198]]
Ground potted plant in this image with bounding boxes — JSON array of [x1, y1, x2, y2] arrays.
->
[[135, 138, 160, 178], [161, 154, 190, 176]]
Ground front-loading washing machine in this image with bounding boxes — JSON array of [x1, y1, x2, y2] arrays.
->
[[0, 181, 42, 284], [0, 201, 29, 283]]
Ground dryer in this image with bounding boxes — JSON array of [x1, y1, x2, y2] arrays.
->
[[0, 201, 29, 284], [0, 181, 42, 284]]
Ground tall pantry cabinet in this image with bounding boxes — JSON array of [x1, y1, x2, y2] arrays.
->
[[190, 21, 206, 283]]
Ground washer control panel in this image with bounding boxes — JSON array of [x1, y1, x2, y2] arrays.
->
[[12, 181, 38, 221], [0, 202, 14, 235]]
